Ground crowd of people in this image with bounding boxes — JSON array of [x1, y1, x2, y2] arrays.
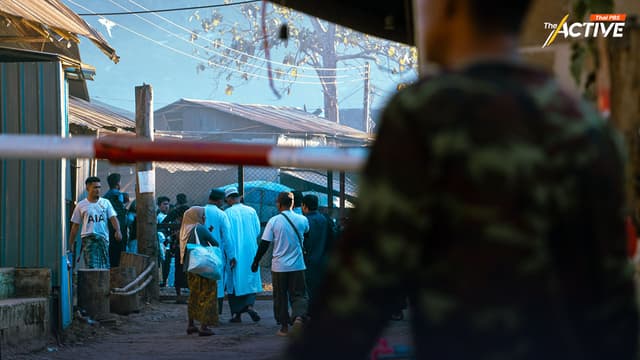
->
[[69, 175, 338, 337], [67, 0, 640, 356]]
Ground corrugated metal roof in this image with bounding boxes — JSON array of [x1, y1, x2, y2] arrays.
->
[[69, 96, 135, 134], [0, 0, 118, 62], [158, 98, 373, 141]]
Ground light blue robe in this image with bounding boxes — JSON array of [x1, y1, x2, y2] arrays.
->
[[204, 204, 233, 299], [224, 203, 262, 296]]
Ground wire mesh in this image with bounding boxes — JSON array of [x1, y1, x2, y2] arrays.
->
[[96, 161, 357, 274]]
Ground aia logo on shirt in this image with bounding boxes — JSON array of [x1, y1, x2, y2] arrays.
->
[[87, 214, 105, 223]]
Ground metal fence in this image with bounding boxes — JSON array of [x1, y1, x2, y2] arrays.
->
[[97, 161, 358, 225]]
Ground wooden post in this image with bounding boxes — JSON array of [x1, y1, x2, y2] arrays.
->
[[110, 267, 140, 315], [609, 17, 640, 223], [77, 269, 110, 319], [119, 253, 151, 278], [135, 84, 159, 301]]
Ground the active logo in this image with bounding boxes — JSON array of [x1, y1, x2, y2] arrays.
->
[[542, 13, 627, 48]]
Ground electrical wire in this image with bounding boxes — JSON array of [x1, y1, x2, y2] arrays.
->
[[66, 0, 365, 86], [77, 0, 260, 16], [124, 0, 365, 72], [338, 85, 364, 105], [104, 0, 351, 80]]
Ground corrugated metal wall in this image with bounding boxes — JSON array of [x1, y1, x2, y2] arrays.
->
[[0, 61, 67, 287]]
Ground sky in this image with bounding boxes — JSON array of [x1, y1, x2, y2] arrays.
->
[[62, 0, 417, 118]]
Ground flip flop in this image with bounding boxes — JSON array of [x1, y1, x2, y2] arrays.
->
[[276, 330, 288, 337], [198, 328, 215, 336], [248, 309, 261, 322]]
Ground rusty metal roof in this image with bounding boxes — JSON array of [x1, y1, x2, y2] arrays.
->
[[159, 98, 373, 141], [0, 0, 118, 62], [69, 96, 134, 134]]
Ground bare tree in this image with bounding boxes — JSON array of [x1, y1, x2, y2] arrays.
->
[[190, 2, 417, 123]]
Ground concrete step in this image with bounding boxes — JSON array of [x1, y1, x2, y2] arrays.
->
[[0, 297, 50, 352]]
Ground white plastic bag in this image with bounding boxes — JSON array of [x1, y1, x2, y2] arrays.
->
[[186, 229, 222, 280], [187, 245, 222, 280]]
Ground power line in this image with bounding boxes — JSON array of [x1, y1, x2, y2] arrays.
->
[[338, 85, 364, 105], [124, 0, 365, 72], [77, 0, 260, 16], [66, 0, 365, 86], [105, 0, 352, 80]]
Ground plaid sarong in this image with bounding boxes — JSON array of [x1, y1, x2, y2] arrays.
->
[[82, 234, 110, 269]]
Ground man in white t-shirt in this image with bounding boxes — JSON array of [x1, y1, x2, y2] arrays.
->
[[69, 176, 122, 269], [252, 191, 309, 336]]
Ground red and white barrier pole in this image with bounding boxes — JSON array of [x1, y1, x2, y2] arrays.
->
[[0, 134, 369, 171]]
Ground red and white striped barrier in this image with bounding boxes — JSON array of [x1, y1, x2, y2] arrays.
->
[[0, 134, 369, 171]]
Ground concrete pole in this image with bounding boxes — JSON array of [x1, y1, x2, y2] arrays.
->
[[363, 63, 371, 133], [135, 84, 159, 301]]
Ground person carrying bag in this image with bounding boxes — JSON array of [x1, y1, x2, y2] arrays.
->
[[179, 206, 220, 336]]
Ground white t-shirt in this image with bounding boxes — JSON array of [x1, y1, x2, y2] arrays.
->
[[262, 210, 309, 272], [71, 198, 117, 241]]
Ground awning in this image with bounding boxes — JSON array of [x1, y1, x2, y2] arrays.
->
[[0, 0, 119, 62], [69, 96, 134, 134]]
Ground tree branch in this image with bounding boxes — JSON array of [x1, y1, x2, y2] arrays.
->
[[311, 17, 327, 34], [302, 48, 319, 67]]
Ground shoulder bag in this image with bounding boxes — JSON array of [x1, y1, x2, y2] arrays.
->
[[281, 212, 308, 260]]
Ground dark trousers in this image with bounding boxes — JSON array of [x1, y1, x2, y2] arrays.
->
[[272, 270, 308, 326], [108, 235, 124, 268], [108, 218, 127, 268]]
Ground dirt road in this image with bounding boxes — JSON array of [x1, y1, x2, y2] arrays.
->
[[8, 299, 411, 360]]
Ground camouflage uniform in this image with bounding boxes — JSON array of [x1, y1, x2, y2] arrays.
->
[[286, 61, 639, 359]]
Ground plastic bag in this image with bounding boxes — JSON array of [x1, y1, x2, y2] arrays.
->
[[187, 244, 222, 280]]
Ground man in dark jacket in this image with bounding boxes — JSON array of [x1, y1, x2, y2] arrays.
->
[[301, 194, 334, 303], [104, 173, 128, 267]]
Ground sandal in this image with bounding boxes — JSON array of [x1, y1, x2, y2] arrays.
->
[[229, 314, 242, 323], [186, 325, 198, 335], [248, 309, 261, 322], [198, 327, 215, 336]]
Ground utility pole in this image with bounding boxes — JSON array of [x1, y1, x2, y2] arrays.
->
[[135, 84, 159, 301], [339, 171, 346, 219], [363, 62, 371, 133], [327, 170, 334, 215], [238, 165, 244, 197]]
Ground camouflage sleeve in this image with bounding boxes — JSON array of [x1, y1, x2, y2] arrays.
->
[[286, 84, 438, 359]]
